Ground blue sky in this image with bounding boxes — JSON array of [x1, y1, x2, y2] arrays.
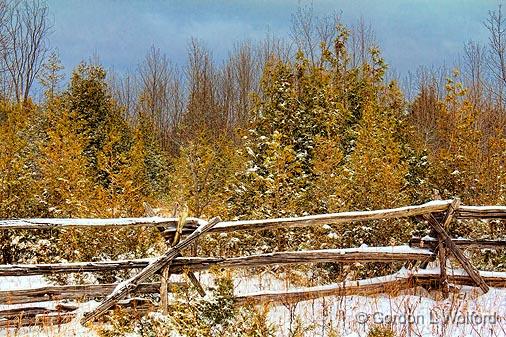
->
[[46, 0, 501, 78]]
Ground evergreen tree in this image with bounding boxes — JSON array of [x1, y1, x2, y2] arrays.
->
[[38, 100, 98, 218], [62, 63, 123, 185], [0, 101, 42, 263]]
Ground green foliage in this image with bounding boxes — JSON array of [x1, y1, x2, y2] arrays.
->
[[38, 99, 97, 218], [63, 63, 132, 187], [228, 26, 417, 261], [229, 51, 349, 219], [0, 15, 505, 335], [34, 62, 165, 280], [96, 276, 276, 337]]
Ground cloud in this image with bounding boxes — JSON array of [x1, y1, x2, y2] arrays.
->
[[46, 0, 495, 77]]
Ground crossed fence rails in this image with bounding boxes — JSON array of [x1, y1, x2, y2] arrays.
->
[[0, 199, 504, 328]]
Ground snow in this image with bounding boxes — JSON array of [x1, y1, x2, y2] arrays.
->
[[416, 267, 506, 279], [1, 268, 506, 336], [0, 276, 47, 290], [0, 276, 98, 337], [232, 272, 506, 337], [315, 245, 432, 255]]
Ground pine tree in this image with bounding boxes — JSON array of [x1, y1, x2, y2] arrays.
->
[[428, 72, 488, 203], [168, 132, 242, 219], [96, 122, 148, 217]]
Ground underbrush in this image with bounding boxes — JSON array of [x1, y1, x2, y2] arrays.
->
[[95, 276, 276, 337]]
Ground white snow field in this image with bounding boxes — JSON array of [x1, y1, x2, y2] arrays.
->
[[1, 269, 505, 337]]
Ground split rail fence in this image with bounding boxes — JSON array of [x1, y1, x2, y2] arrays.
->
[[0, 199, 505, 328]]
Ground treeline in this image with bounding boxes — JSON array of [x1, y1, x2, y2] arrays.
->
[[0, 3, 504, 271]]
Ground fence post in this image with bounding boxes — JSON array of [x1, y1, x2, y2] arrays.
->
[[437, 234, 449, 299], [160, 265, 170, 314], [81, 217, 221, 325], [159, 204, 180, 314], [424, 213, 489, 293]]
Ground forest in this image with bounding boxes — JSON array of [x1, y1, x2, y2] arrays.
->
[[0, 1, 505, 336]]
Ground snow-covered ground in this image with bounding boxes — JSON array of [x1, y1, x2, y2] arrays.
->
[[1, 271, 505, 337], [232, 270, 506, 337]]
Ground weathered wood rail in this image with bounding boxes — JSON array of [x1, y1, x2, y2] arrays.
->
[[0, 199, 504, 328], [0, 246, 434, 277], [0, 282, 186, 305], [409, 237, 506, 250], [1, 200, 504, 232], [235, 269, 506, 305]]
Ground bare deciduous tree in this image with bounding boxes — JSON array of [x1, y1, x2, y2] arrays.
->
[[0, 0, 50, 103], [462, 41, 487, 107], [184, 39, 222, 136], [222, 41, 261, 127], [108, 70, 139, 122], [137, 46, 184, 152], [349, 17, 376, 68], [484, 4, 506, 105], [290, 5, 340, 65]]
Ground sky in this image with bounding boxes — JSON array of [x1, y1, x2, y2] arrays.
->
[[45, 0, 501, 79]]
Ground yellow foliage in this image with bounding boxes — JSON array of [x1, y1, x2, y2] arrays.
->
[[0, 101, 39, 217], [168, 132, 244, 218], [427, 75, 505, 204], [38, 99, 99, 217]]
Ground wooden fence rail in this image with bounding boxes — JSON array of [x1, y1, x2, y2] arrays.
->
[[0, 282, 186, 305], [5, 269, 506, 327], [0, 199, 504, 328], [1, 200, 505, 233], [0, 200, 454, 232], [409, 237, 506, 250], [0, 246, 434, 277], [235, 269, 506, 305]]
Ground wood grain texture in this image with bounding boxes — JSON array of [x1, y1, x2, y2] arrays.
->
[[0, 246, 433, 277], [409, 237, 506, 250], [234, 274, 413, 305], [0, 282, 186, 305], [0, 200, 452, 232], [80, 216, 221, 325], [0, 217, 201, 230], [424, 213, 489, 293]]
